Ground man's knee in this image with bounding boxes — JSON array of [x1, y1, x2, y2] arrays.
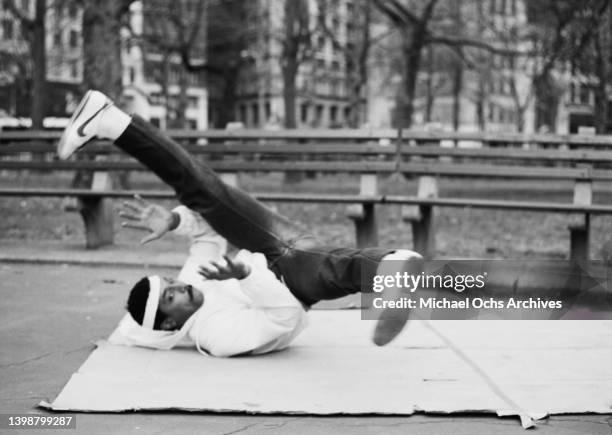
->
[[377, 249, 424, 276], [384, 249, 423, 261]]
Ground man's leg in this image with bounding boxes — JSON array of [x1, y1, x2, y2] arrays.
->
[[274, 244, 422, 345], [371, 250, 424, 346], [57, 90, 309, 259]]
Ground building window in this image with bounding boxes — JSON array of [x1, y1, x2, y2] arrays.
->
[[239, 104, 246, 123], [579, 84, 590, 105], [344, 106, 352, 124], [150, 92, 163, 105], [301, 103, 309, 123], [69, 30, 78, 48], [2, 19, 14, 40], [187, 119, 197, 130], [188, 96, 198, 109], [150, 117, 161, 128], [252, 103, 259, 126], [70, 60, 78, 78], [315, 104, 324, 125], [265, 102, 271, 122], [128, 67, 135, 84], [53, 30, 61, 46], [330, 105, 338, 125]]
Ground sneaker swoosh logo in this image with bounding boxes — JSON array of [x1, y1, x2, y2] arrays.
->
[[77, 103, 110, 137]]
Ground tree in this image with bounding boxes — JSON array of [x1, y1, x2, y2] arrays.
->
[[133, 0, 209, 129], [5, 0, 47, 129], [80, 0, 134, 99], [317, 0, 377, 128], [564, 2, 612, 133], [525, 0, 610, 132], [202, 0, 252, 128], [280, 0, 312, 128], [72, 0, 134, 248]]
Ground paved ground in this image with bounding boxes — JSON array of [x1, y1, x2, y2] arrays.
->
[[1, 243, 611, 434]]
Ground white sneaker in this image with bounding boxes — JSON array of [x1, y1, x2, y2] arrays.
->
[[57, 90, 113, 160]]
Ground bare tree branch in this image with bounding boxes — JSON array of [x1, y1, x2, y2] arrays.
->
[[372, 0, 420, 26], [425, 34, 530, 57]]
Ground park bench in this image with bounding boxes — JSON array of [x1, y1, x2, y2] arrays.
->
[[2, 129, 612, 263]]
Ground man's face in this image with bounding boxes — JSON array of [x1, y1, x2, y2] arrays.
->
[[157, 277, 204, 330]]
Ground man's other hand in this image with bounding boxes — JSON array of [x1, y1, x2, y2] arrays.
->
[[119, 195, 178, 244], [198, 255, 251, 281]]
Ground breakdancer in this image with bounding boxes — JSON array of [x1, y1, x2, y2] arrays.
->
[[57, 90, 423, 357]]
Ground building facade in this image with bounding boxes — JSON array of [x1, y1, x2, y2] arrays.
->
[[0, 0, 82, 127], [122, 0, 208, 130], [0, 0, 208, 130], [209, 0, 360, 129], [370, 0, 611, 134]]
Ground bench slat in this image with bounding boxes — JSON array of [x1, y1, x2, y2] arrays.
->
[[3, 159, 612, 180], [4, 142, 612, 163], [4, 129, 612, 145], [3, 187, 612, 213]]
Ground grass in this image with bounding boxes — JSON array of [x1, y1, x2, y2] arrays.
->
[[1, 170, 612, 260]]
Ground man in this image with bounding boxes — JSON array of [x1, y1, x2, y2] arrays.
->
[[57, 90, 423, 357]]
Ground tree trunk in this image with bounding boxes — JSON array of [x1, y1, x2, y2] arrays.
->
[[81, 0, 125, 100], [398, 30, 424, 129], [476, 79, 485, 130], [450, 0, 463, 132], [424, 46, 434, 123], [29, 0, 46, 130], [217, 66, 240, 128], [451, 61, 463, 131], [593, 31, 609, 134], [76, 0, 131, 248], [282, 61, 298, 128], [173, 70, 189, 129], [161, 51, 171, 128], [534, 73, 559, 132], [516, 109, 525, 133]]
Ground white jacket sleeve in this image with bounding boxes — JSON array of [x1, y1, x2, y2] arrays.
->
[[171, 205, 227, 260], [234, 250, 305, 309], [192, 303, 305, 357]]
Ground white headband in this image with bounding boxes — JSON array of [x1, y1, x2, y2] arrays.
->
[[143, 276, 161, 329]]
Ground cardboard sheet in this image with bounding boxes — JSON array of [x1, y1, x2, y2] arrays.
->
[[45, 312, 612, 423]]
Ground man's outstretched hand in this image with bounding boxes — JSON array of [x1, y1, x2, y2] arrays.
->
[[198, 255, 251, 281], [119, 195, 178, 244]]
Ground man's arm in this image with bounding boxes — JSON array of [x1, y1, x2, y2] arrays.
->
[[192, 304, 306, 357], [119, 195, 180, 244], [119, 197, 227, 257], [198, 251, 305, 309]]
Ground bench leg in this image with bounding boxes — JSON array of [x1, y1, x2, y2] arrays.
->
[[569, 214, 590, 264], [79, 197, 115, 249], [411, 205, 435, 259], [351, 203, 378, 248]]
